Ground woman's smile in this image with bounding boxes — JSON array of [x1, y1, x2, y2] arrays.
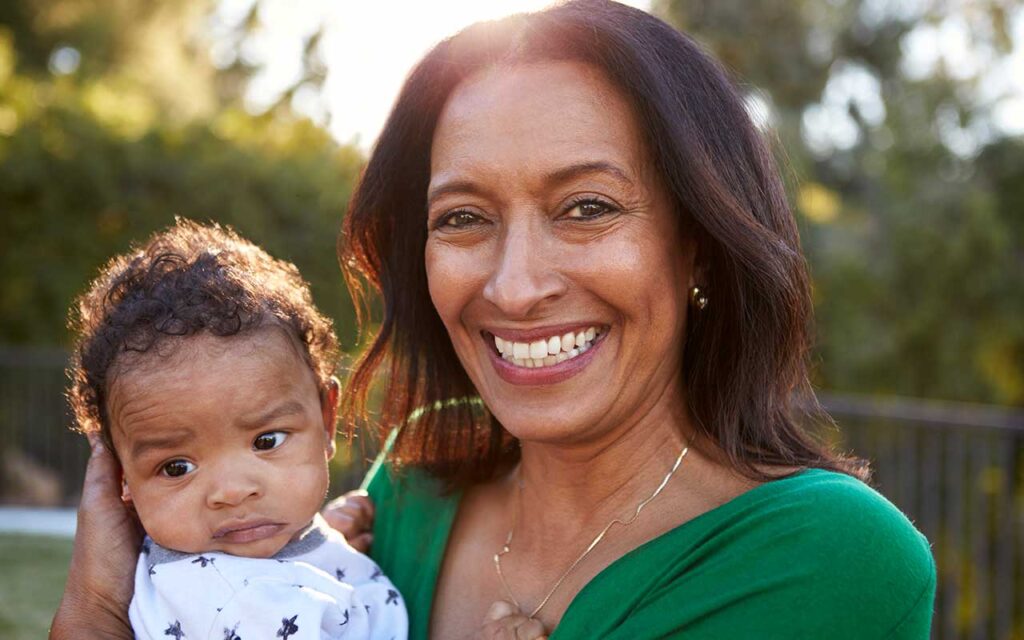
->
[[483, 325, 609, 385]]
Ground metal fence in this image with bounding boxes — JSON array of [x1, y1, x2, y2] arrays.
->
[[1, 345, 1022, 639], [821, 394, 1024, 640]]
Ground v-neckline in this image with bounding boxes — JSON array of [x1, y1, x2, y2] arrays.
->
[[422, 466, 819, 637]]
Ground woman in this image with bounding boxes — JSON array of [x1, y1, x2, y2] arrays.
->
[[52, 1, 935, 638]]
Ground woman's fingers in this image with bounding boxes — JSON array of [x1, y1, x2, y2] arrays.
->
[[478, 601, 548, 640], [51, 434, 140, 639], [346, 531, 374, 554], [322, 490, 376, 544]]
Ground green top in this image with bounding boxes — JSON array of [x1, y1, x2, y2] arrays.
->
[[364, 459, 936, 639]]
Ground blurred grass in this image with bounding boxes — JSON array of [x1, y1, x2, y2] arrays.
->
[[0, 534, 72, 639]]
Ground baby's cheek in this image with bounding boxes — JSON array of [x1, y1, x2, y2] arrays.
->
[[133, 484, 207, 553], [280, 458, 330, 518]]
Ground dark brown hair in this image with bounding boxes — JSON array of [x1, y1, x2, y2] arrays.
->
[[68, 218, 339, 450], [340, 0, 867, 486]]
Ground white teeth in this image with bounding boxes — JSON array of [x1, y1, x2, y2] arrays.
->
[[529, 340, 547, 359], [561, 332, 575, 352], [547, 336, 561, 355], [494, 326, 604, 369]]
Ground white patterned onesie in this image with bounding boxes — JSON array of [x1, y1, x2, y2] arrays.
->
[[128, 514, 407, 639]]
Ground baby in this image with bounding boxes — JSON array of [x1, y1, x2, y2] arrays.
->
[[68, 220, 407, 639]]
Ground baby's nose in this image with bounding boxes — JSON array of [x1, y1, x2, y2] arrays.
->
[[206, 471, 262, 508]]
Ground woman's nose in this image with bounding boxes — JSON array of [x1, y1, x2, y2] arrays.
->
[[482, 220, 567, 317], [205, 467, 262, 509]]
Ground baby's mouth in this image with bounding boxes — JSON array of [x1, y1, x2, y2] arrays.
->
[[213, 519, 286, 544]]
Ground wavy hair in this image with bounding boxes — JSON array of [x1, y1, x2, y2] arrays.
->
[[340, 0, 867, 487]]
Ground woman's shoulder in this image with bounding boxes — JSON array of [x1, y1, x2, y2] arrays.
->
[[564, 468, 937, 639], [689, 468, 935, 637], [723, 468, 936, 584], [764, 468, 933, 560]]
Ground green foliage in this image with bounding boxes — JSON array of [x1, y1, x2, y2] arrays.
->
[[0, 21, 365, 351], [659, 0, 1024, 405]]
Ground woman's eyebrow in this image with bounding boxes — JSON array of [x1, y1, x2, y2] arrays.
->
[[427, 161, 633, 206], [426, 179, 489, 207], [544, 161, 633, 188]]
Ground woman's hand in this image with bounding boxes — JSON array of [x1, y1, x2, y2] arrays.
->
[[321, 489, 375, 553], [475, 601, 548, 640], [50, 434, 142, 639]]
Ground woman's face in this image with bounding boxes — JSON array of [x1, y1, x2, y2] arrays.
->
[[426, 61, 695, 445]]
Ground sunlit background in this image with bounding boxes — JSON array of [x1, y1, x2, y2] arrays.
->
[[1, 1, 1023, 638], [211, 0, 654, 147]]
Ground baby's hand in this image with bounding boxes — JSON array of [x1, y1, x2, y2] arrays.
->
[[321, 490, 375, 553], [476, 601, 548, 640]]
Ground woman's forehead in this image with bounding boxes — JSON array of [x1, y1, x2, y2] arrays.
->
[[429, 61, 648, 183]]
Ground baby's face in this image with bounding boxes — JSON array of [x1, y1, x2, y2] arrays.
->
[[108, 329, 337, 558]]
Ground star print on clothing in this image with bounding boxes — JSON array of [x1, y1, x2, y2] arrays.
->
[[276, 615, 299, 639], [191, 556, 214, 568], [370, 567, 383, 581], [148, 564, 156, 576], [386, 590, 400, 606], [222, 624, 241, 640], [164, 620, 185, 639], [339, 610, 349, 626], [335, 568, 346, 580]]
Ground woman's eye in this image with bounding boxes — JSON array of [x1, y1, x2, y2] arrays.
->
[[436, 210, 482, 229], [161, 459, 196, 478], [253, 431, 288, 451], [566, 199, 615, 219]]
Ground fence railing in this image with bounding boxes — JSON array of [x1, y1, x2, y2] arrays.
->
[[1, 346, 1022, 639], [819, 394, 1024, 640]]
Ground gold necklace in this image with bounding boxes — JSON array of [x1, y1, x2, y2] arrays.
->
[[493, 444, 690, 619]]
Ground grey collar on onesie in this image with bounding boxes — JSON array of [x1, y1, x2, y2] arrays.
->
[[144, 515, 328, 567]]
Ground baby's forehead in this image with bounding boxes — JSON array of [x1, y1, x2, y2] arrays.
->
[[113, 327, 309, 384], [106, 329, 319, 434]]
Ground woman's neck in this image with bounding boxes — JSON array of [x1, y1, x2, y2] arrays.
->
[[511, 382, 698, 543]]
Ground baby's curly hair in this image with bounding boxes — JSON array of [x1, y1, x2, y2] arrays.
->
[[68, 218, 339, 450]]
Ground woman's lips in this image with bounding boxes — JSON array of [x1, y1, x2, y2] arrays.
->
[[487, 329, 606, 385], [213, 520, 286, 544]]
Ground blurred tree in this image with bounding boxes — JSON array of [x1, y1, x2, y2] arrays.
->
[[657, 0, 1024, 405], [0, 0, 363, 351]]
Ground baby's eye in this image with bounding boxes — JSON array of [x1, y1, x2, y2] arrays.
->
[[253, 431, 288, 451], [161, 459, 196, 478]]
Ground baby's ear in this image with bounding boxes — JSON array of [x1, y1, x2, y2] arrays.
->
[[320, 376, 340, 460], [121, 476, 133, 505]]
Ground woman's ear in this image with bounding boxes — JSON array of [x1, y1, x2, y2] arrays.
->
[[320, 376, 340, 460]]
